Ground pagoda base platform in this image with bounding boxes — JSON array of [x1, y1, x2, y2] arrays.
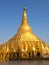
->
[[7, 57, 49, 61]]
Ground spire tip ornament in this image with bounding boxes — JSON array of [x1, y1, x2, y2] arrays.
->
[[24, 6, 26, 10]]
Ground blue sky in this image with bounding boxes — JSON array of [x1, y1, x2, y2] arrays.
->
[[0, 0, 49, 44]]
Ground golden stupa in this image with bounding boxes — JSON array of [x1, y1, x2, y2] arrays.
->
[[0, 7, 49, 61]]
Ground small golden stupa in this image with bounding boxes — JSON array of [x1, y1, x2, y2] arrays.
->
[[0, 7, 49, 61]]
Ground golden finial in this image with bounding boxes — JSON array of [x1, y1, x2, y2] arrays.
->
[[22, 6, 28, 25]]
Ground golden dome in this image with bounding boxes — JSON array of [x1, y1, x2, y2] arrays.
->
[[0, 6, 49, 61]]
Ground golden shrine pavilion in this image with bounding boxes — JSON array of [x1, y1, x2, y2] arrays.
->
[[0, 7, 49, 61]]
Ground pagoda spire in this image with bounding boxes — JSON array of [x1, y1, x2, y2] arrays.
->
[[22, 6, 28, 25], [17, 6, 32, 33]]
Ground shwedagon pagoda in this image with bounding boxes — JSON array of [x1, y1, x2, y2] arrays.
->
[[0, 7, 49, 61]]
